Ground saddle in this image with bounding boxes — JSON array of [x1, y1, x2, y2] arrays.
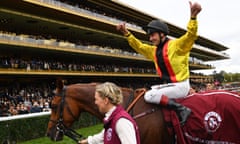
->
[[163, 90, 240, 144]]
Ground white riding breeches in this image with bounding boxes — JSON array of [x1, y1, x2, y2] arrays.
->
[[144, 79, 190, 104]]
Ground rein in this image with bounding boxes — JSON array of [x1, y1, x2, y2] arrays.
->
[[126, 88, 146, 113], [126, 88, 160, 119], [52, 86, 83, 143]]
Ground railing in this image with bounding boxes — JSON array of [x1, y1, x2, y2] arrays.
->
[[0, 112, 50, 143], [0, 32, 213, 67], [0, 111, 50, 122], [0, 32, 144, 59]]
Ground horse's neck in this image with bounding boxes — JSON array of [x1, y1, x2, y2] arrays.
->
[[122, 88, 146, 111], [71, 85, 104, 120], [121, 88, 133, 106]]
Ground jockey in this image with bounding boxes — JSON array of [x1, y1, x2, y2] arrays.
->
[[117, 2, 202, 124]]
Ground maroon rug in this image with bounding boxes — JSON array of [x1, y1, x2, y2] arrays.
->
[[163, 90, 240, 144]]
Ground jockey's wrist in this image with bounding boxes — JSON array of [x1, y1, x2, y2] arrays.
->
[[191, 17, 197, 20], [124, 31, 131, 37]]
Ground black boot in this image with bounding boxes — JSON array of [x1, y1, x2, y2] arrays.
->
[[167, 99, 191, 125]]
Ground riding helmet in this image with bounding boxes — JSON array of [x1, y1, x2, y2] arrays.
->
[[144, 19, 169, 35]]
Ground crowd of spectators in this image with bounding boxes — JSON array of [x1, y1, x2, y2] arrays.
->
[[1, 79, 239, 117], [0, 31, 214, 70], [0, 80, 152, 117], [0, 31, 143, 58], [0, 56, 212, 81], [188, 82, 240, 95], [0, 56, 156, 74], [0, 84, 52, 117]]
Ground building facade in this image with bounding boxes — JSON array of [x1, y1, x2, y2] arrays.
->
[[0, 0, 229, 90]]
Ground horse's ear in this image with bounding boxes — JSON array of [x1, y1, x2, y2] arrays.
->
[[56, 78, 64, 90]]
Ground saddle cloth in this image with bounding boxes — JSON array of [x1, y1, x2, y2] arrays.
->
[[163, 90, 240, 144]]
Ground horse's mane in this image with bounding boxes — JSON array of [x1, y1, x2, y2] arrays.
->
[[72, 83, 135, 96], [56, 79, 99, 89], [56, 79, 138, 98], [74, 82, 99, 87], [121, 87, 133, 92]]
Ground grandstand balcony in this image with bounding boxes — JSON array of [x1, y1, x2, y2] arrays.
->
[[0, 0, 230, 85]]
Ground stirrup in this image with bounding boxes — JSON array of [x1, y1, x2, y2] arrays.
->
[[179, 107, 191, 125]]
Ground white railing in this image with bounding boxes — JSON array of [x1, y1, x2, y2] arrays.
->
[[0, 111, 50, 122], [0, 32, 143, 58]]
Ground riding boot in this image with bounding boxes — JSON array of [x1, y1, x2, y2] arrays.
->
[[167, 99, 191, 125]]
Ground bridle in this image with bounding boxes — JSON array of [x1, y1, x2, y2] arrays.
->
[[50, 86, 83, 143]]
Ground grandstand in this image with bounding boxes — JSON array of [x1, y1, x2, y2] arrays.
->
[[0, 0, 229, 87], [0, 0, 231, 142]]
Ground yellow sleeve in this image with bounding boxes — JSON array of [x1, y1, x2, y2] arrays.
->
[[126, 34, 156, 61], [172, 19, 198, 53]]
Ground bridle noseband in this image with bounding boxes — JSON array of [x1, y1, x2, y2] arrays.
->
[[50, 86, 83, 143]]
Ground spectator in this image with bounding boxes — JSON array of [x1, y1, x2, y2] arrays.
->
[[42, 102, 51, 112], [30, 102, 41, 113], [8, 105, 18, 116], [189, 84, 198, 94], [17, 104, 29, 114], [206, 83, 214, 91]]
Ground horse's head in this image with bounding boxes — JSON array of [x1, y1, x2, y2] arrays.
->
[[46, 86, 66, 141], [46, 80, 80, 141], [46, 80, 103, 142]]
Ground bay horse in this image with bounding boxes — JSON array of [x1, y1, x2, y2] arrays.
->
[[47, 80, 172, 143], [46, 80, 240, 144]]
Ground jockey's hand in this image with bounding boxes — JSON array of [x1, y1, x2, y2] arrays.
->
[[78, 139, 88, 144], [189, 1, 202, 18], [116, 23, 129, 36]]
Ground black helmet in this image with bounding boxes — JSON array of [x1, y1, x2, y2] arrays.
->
[[144, 19, 169, 35]]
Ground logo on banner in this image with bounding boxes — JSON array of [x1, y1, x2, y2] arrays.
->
[[204, 111, 222, 133]]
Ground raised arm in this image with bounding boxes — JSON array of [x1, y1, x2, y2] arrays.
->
[[189, 1, 202, 18]]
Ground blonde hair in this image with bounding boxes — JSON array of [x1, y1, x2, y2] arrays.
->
[[96, 82, 123, 105]]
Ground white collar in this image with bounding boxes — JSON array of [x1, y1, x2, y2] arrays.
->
[[104, 106, 116, 120]]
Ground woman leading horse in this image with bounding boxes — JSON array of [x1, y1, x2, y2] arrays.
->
[[46, 80, 173, 144], [79, 82, 140, 144]]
